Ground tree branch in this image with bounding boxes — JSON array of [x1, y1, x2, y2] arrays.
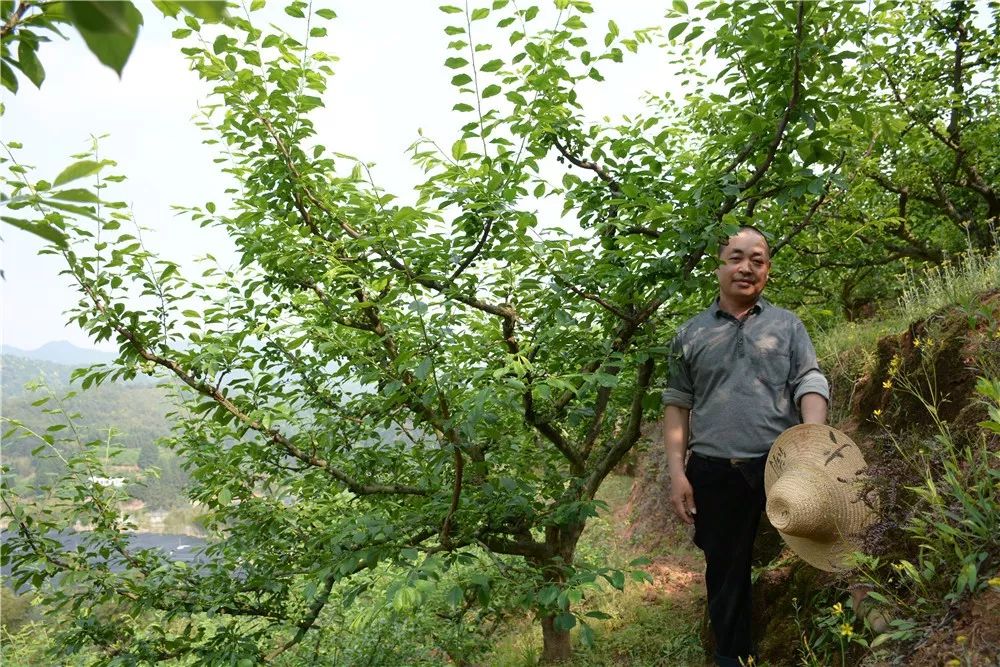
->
[[502, 314, 584, 473], [478, 533, 551, 559], [439, 441, 464, 549], [580, 385, 612, 461], [449, 215, 494, 282], [0, 1, 30, 40], [771, 155, 845, 257], [584, 357, 655, 498], [79, 283, 425, 497], [736, 0, 805, 194], [551, 273, 632, 322], [264, 572, 336, 662], [256, 113, 515, 320], [550, 135, 621, 192]]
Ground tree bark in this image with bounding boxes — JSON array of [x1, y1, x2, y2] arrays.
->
[[535, 522, 586, 663], [540, 613, 572, 664]]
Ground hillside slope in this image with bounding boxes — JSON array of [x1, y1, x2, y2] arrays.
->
[[624, 289, 1000, 666]]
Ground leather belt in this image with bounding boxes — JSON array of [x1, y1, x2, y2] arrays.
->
[[690, 451, 762, 467]]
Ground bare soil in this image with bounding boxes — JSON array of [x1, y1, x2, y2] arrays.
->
[[903, 583, 1000, 667]]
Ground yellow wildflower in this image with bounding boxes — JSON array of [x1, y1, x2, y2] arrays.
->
[[840, 623, 854, 637], [883, 379, 893, 389], [957, 635, 967, 645], [988, 577, 1000, 587], [945, 660, 961, 667], [873, 409, 883, 418], [913, 337, 922, 348], [888, 354, 902, 375]]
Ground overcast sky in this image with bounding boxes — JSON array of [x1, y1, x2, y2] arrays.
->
[[1, 1, 678, 352]]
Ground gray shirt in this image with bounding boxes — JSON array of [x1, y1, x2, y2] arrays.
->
[[662, 297, 830, 459]]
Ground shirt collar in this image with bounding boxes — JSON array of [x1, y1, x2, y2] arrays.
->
[[712, 296, 768, 319]]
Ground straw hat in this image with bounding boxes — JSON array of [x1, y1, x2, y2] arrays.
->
[[764, 424, 876, 572]]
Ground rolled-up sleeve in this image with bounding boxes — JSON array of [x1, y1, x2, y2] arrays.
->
[[789, 318, 830, 407], [662, 332, 694, 409]]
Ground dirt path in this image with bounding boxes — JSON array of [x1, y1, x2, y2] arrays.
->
[[589, 480, 710, 665]]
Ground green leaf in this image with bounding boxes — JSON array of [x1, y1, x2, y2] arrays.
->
[[152, 0, 226, 20], [445, 57, 468, 69], [1, 217, 67, 247], [807, 177, 826, 195], [415, 357, 433, 381], [668, 22, 688, 40], [471, 7, 489, 20], [48, 188, 100, 203], [672, 0, 688, 13], [480, 58, 503, 72], [579, 621, 595, 647], [595, 373, 618, 387], [65, 1, 144, 77], [451, 139, 468, 160], [218, 487, 231, 505], [554, 612, 576, 631], [316, 8, 336, 19], [482, 83, 501, 98], [1, 59, 19, 93], [439, 5, 463, 13], [53, 160, 104, 187], [451, 73, 472, 86], [16, 39, 45, 88], [176, 1, 227, 20]]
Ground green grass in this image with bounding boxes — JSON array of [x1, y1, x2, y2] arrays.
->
[[814, 245, 1000, 397]]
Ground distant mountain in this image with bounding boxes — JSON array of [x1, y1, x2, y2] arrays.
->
[[1, 355, 76, 396], [3, 341, 116, 366]]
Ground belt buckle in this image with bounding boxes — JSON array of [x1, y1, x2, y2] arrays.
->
[[729, 457, 749, 466]]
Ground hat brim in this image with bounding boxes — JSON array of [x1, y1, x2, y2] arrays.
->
[[765, 424, 875, 572]]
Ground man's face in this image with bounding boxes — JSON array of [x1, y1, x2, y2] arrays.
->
[[716, 230, 771, 305]]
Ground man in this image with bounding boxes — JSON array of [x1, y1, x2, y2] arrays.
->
[[662, 226, 829, 667]]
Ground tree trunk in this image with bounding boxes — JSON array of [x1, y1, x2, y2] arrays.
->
[[540, 613, 572, 664], [535, 523, 586, 663]]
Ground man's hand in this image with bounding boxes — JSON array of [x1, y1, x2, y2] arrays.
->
[[663, 404, 695, 525], [670, 471, 696, 525]]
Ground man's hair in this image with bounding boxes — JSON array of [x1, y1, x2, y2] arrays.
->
[[718, 225, 771, 259]]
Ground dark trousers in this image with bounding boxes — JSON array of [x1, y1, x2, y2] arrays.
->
[[687, 453, 768, 667]]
